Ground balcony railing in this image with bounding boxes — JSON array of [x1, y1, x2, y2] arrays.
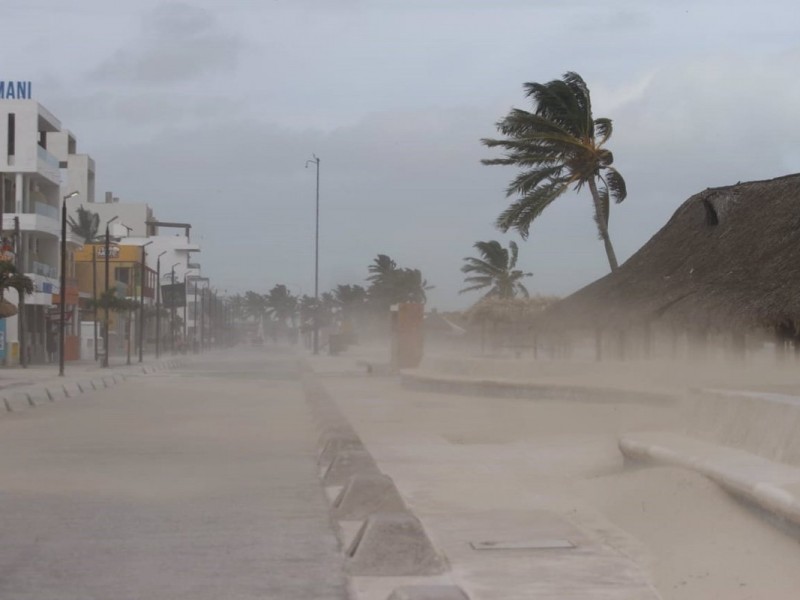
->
[[37, 145, 60, 170], [31, 260, 57, 279], [34, 201, 59, 220]]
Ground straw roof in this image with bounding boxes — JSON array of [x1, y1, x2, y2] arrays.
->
[[540, 173, 800, 333], [466, 296, 559, 325]]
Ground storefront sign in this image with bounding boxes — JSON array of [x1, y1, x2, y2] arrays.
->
[[0, 81, 32, 100], [95, 245, 120, 258], [161, 283, 186, 308]]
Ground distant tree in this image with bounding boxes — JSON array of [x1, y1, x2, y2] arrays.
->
[[333, 284, 368, 315], [67, 206, 100, 242], [243, 291, 268, 321], [227, 293, 246, 321], [366, 254, 433, 307], [481, 71, 627, 271], [87, 288, 139, 313], [265, 284, 297, 325], [460, 240, 531, 300]]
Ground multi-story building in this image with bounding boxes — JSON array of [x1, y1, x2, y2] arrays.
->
[[74, 241, 156, 361], [0, 98, 84, 364]]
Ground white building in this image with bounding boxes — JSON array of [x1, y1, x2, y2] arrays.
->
[[0, 99, 83, 364], [74, 192, 156, 238]]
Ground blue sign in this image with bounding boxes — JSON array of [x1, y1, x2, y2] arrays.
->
[[0, 81, 32, 100]]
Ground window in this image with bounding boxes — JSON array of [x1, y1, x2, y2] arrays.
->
[[6, 113, 15, 156]]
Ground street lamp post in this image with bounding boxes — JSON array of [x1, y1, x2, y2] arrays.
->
[[59, 191, 79, 376], [156, 251, 166, 358], [170, 263, 179, 354], [138, 241, 153, 363], [305, 154, 320, 355], [102, 215, 118, 368], [199, 281, 210, 352]]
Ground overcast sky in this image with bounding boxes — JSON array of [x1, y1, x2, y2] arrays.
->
[[6, 0, 800, 308]]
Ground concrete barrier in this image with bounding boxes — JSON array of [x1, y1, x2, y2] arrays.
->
[[5, 392, 33, 412], [345, 512, 447, 576], [323, 449, 379, 486], [26, 387, 51, 405], [62, 383, 81, 398], [45, 386, 65, 401], [387, 586, 469, 600], [332, 472, 407, 521], [319, 435, 364, 471]]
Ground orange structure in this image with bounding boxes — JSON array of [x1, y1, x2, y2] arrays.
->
[[390, 302, 424, 369]]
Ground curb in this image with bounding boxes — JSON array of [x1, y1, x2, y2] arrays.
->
[[301, 370, 461, 599], [401, 370, 675, 405], [619, 433, 800, 532], [0, 358, 186, 416]]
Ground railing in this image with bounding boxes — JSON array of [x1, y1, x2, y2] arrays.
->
[[37, 144, 60, 170], [31, 260, 57, 279], [34, 201, 59, 220]]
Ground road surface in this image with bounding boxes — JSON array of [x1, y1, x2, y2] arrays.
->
[[0, 348, 347, 600]]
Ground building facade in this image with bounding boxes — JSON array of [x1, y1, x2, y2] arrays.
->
[[0, 99, 83, 363]]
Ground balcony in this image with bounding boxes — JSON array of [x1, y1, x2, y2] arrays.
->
[[36, 145, 60, 185], [2, 211, 59, 238], [31, 260, 57, 279]]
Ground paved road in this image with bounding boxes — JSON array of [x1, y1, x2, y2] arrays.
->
[[0, 348, 347, 600]]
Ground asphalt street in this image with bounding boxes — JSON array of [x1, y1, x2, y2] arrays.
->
[[0, 347, 347, 600]]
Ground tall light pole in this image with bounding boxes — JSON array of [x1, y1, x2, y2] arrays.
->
[[59, 191, 79, 376], [156, 251, 166, 358], [102, 215, 118, 368], [170, 262, 179, 354], [138, 241, 153, 362], [305, 154, 320, 354]]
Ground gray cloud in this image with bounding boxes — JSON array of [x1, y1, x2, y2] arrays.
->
[[90, 2, 244, 85]]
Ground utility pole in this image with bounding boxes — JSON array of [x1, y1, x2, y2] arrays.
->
[[138, 241, 152, 362], [102, 216, 118, 368], [155, 251, 166, 358], [305, 154, 320, 355], [14, 216, 25, 368]]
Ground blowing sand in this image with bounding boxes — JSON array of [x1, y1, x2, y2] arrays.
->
[[320, 367, 800, 599], [576, 466, 800, 599]]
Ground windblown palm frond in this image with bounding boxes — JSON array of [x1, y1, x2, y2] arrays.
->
[[0, 261, 33, 302], [460, 240, 531, 300], [67, 207, 101, 242], [482, 71, 627, 271]]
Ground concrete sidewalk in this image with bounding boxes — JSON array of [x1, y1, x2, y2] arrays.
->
[[304, 350, 664, 599], [0, 354, 193, 414], [304, 344, 800, 599]]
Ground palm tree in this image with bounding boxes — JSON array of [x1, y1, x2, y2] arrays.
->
[[264, 284, 297, 325], [366, 254, 397, 287], [0, 261, 33, 318], [243, 291, 268, 322], [67, 206, 100, 242], [460, 240, 531, 299], [366, 254, 433, 306], [481, 71, 627, 271]]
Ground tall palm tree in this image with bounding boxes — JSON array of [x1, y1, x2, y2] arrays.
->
[[481, 71, 627, 271], [67, 206, 100, 242], [460, 240, 531, 299]]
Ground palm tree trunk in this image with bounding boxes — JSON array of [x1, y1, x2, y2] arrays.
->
[[587, 179, 619, 271]]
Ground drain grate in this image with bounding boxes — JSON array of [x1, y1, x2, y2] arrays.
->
[[470, 539, 576, 551]]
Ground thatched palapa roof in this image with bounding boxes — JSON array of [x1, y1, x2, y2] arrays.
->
[[541, 173, 800, 332]]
